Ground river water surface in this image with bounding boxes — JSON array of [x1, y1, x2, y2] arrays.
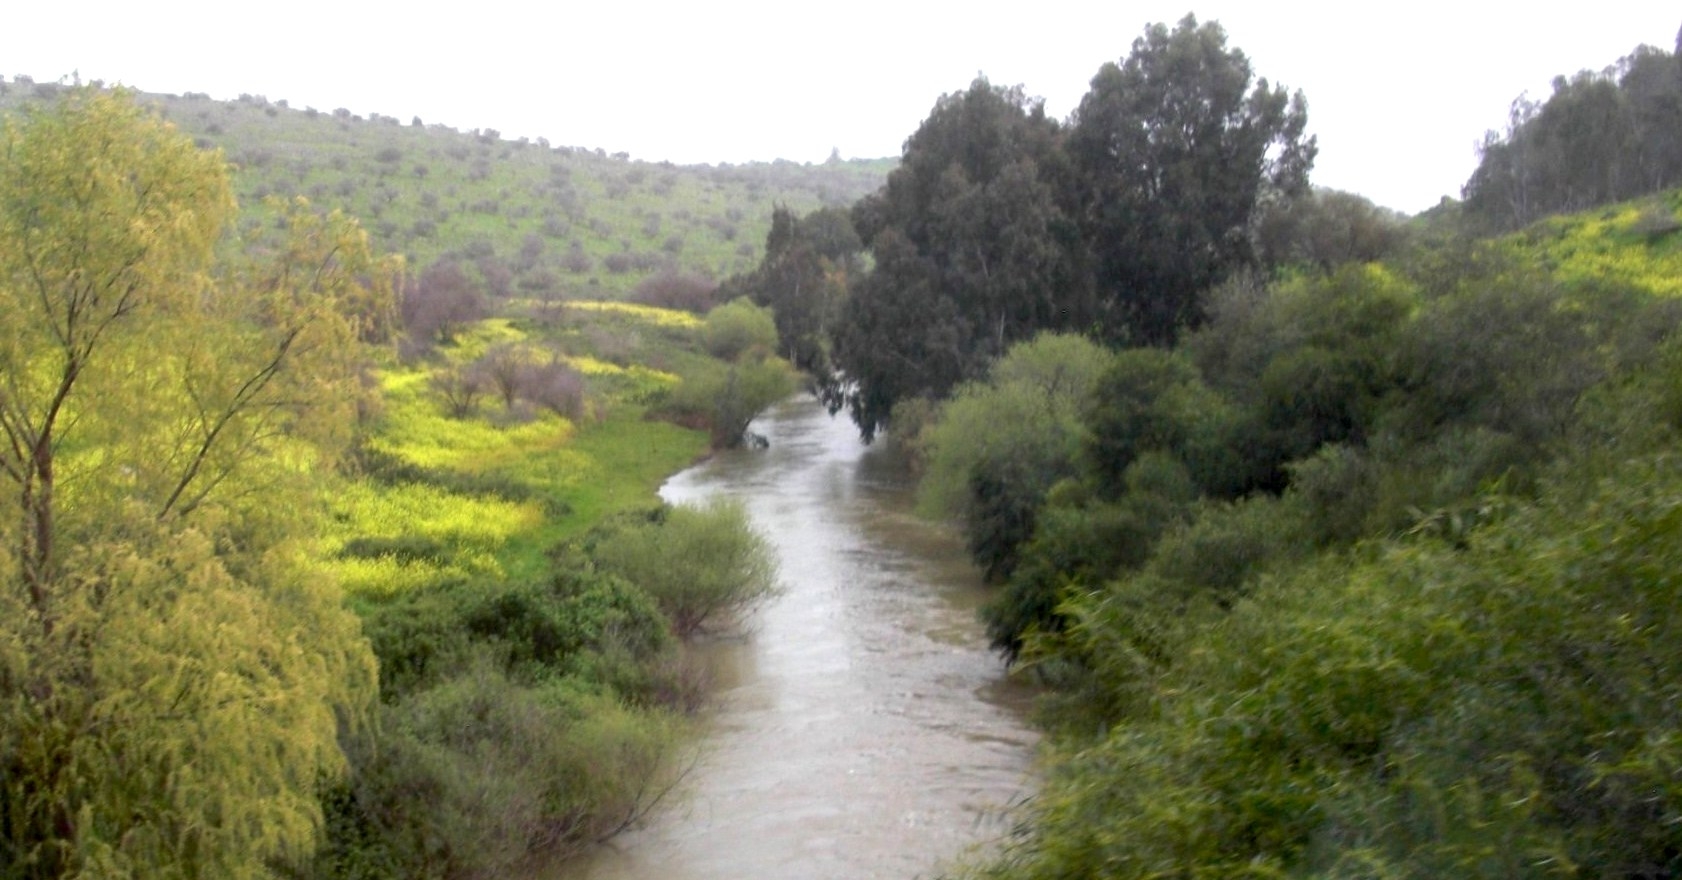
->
[[564, 394, 1038, 880]]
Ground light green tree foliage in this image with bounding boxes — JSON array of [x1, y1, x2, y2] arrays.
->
[[666, 356, 795, 448], [917, 333, 1116, 579], [590, 500, 778, 637], [0, 88, 379, 878], [701, 296, 779, 363]]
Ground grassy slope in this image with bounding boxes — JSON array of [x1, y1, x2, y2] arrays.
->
[[325, 307, 714, 603], [0, 78, 893, 298]]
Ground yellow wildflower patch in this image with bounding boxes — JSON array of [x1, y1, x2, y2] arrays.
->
[[566, 300, 703, 328]]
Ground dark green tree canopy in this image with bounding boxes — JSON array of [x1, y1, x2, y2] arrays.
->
[[830, 19, 1314, 441], [1464, 41, 1682, 230], [833, 77, 1092, 440], [1067, 13, 1315, 346], [724, 204, 862, 376]]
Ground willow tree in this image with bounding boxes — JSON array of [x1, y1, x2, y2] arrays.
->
[[0, 88, 386, 878]]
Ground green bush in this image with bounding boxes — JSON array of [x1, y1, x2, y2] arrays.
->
[[974, 452, 1682, 880], [589, 498, 778, 637], [984, 457, 1194, 661], [317, 664, 684, 878], [1143, 494, 1308, 609], [356, 583, 475, 699], [919, 333, 1116, 579], [701, 296, 778, 362], [1082, 347, 1242, 499], [662, 356, 795, 447]]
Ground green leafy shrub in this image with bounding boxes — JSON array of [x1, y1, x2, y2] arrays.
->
[[986, 454, 1198, 664], [919, 333, 1116, 579], [701, 296, 778, 362], [318, 665, 684, 878], [589, 499, 778, 637], [660, 357, 795, 447], [977, 452, 1682, 880]]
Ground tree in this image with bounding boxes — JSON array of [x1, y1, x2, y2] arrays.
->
[[0, 87, 377, 878], [1464, 43, 1682, 231], [831, 77, 1091, 440], [729, 205, 858, 375], [665, 356, 796, 448], [701, 297, 779, 362], [1067, 14, 1315, 345], [1253, 188, 1408, 272], [401, 258, 485, 347]]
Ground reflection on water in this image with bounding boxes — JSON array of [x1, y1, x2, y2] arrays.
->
[[562, 395, 1038, 880]]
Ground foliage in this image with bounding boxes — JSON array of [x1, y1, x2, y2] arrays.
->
[[317, 663, 685, 879], [1067, 13, 1315, 344], [723, 205, 860, 374], [589, 499, 779, 638], [1185, 263, 1414, 492], [983, 459, 1192, 661], [832, 15, 1312, 439], [0, 87, 378, 878], [918, 333, 1116, 579], [660, 356, 796, 448], [831, 77, 1088, 439], [1464, 41, 1682, 231], [1081, 347, 1242, 498], [980, 453, 1682, 879], [1254, 187, 1410, 271], [701, 297, 779, 362]]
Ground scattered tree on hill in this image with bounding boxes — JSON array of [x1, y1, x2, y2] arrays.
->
[[401, 258, 485, 347]]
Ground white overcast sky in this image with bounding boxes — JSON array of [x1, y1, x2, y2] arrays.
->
[[5, 2, 1678, 213]]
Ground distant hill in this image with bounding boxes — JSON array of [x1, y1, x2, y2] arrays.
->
[[0, 77, 895, 297]]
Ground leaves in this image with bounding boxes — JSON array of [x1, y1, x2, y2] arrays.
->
[[0, 87, 379, 879]]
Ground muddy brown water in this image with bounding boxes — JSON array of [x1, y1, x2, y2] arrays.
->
[[554, 394, 1039, 880]]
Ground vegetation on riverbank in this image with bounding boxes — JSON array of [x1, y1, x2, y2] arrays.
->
[[815, 27, 1682, 879], [9, 11, 1682, 879], [0, 86, 800, 879]]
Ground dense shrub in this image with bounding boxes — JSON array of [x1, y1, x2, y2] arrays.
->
[[700, 297, 778, 361], [317, 666, 683, 878], [920, 334, 1116, 580], [630, 270, 719, 313], [660, 357, 795, 448], [975, 452, 1682, 880], [589, 499, 778, 637]]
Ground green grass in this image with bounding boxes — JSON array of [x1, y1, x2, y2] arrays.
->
[[323, 302, 711, 599], [1512, 190, 1682, 298]]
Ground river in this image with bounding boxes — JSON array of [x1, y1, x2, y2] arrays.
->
[[561, 394, 1039, 880]]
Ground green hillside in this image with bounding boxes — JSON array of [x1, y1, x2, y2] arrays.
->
[[0, 76, 893, 297]]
